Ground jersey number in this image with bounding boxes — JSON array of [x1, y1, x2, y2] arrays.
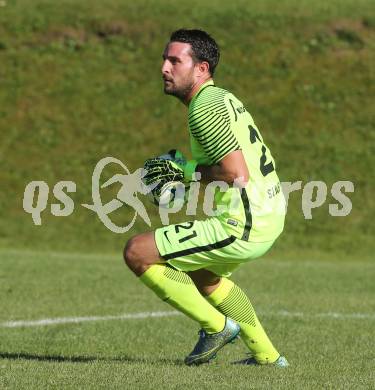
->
[[175, 222, 197, 243], [248, 125, 275, 177], [229, 100, 275, 177]]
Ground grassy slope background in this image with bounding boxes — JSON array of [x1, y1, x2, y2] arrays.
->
[[0, 0, 374, 256]]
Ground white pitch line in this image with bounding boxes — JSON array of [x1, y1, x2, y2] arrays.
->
[[0, 311, 181, 328], [1, 309, 374, 328], [264, 310, 375, 320]]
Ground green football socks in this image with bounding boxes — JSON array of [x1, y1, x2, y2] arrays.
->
[[206, 277, 279, 364], [139, 264, 225, 334]]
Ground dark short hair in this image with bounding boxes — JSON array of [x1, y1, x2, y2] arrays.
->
[[169, 29, 220, 76]]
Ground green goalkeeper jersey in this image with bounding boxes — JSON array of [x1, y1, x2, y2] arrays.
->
[[188, 80, 285, 242]]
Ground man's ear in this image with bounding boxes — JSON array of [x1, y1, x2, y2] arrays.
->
[[197, 61, 210, 75]]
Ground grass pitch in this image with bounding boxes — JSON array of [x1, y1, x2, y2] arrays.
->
[[0, 249, 374, 389]]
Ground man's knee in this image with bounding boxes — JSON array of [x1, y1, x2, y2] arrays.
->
[[123, 235, 142, 269], [123, 232, 160, 276]]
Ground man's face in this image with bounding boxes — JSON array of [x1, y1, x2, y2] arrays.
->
[[161, 41, 197, 100]]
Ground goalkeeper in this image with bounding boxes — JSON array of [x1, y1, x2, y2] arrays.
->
[[124, 29, 288, 367]]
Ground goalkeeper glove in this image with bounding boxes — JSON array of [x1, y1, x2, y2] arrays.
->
[[143, 157, 184, 187], [167, 149, 198, 182], [143, 150, 198, 186]]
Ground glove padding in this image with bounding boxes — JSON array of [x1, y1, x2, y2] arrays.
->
[[143, 157, 184, 187]]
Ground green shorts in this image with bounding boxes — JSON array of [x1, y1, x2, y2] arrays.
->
[[154, 217, 276, 278]]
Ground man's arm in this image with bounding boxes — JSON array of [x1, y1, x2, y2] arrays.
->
[[196, 149, 249, 184]]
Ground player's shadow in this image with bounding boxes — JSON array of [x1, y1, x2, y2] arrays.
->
[[0, 352, 184, 366]]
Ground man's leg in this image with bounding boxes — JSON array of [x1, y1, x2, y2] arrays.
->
[[124, 232, 225, 333], [124, 231, 241, 365], [189, 269, 280, 364]]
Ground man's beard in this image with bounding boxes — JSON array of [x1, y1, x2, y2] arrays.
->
[[164, 80, 194, 101]]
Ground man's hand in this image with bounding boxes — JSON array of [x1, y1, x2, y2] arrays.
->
[[143, 157, 184, 186]]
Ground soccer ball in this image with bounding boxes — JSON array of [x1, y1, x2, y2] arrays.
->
[[148, 180, 188, 209]]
